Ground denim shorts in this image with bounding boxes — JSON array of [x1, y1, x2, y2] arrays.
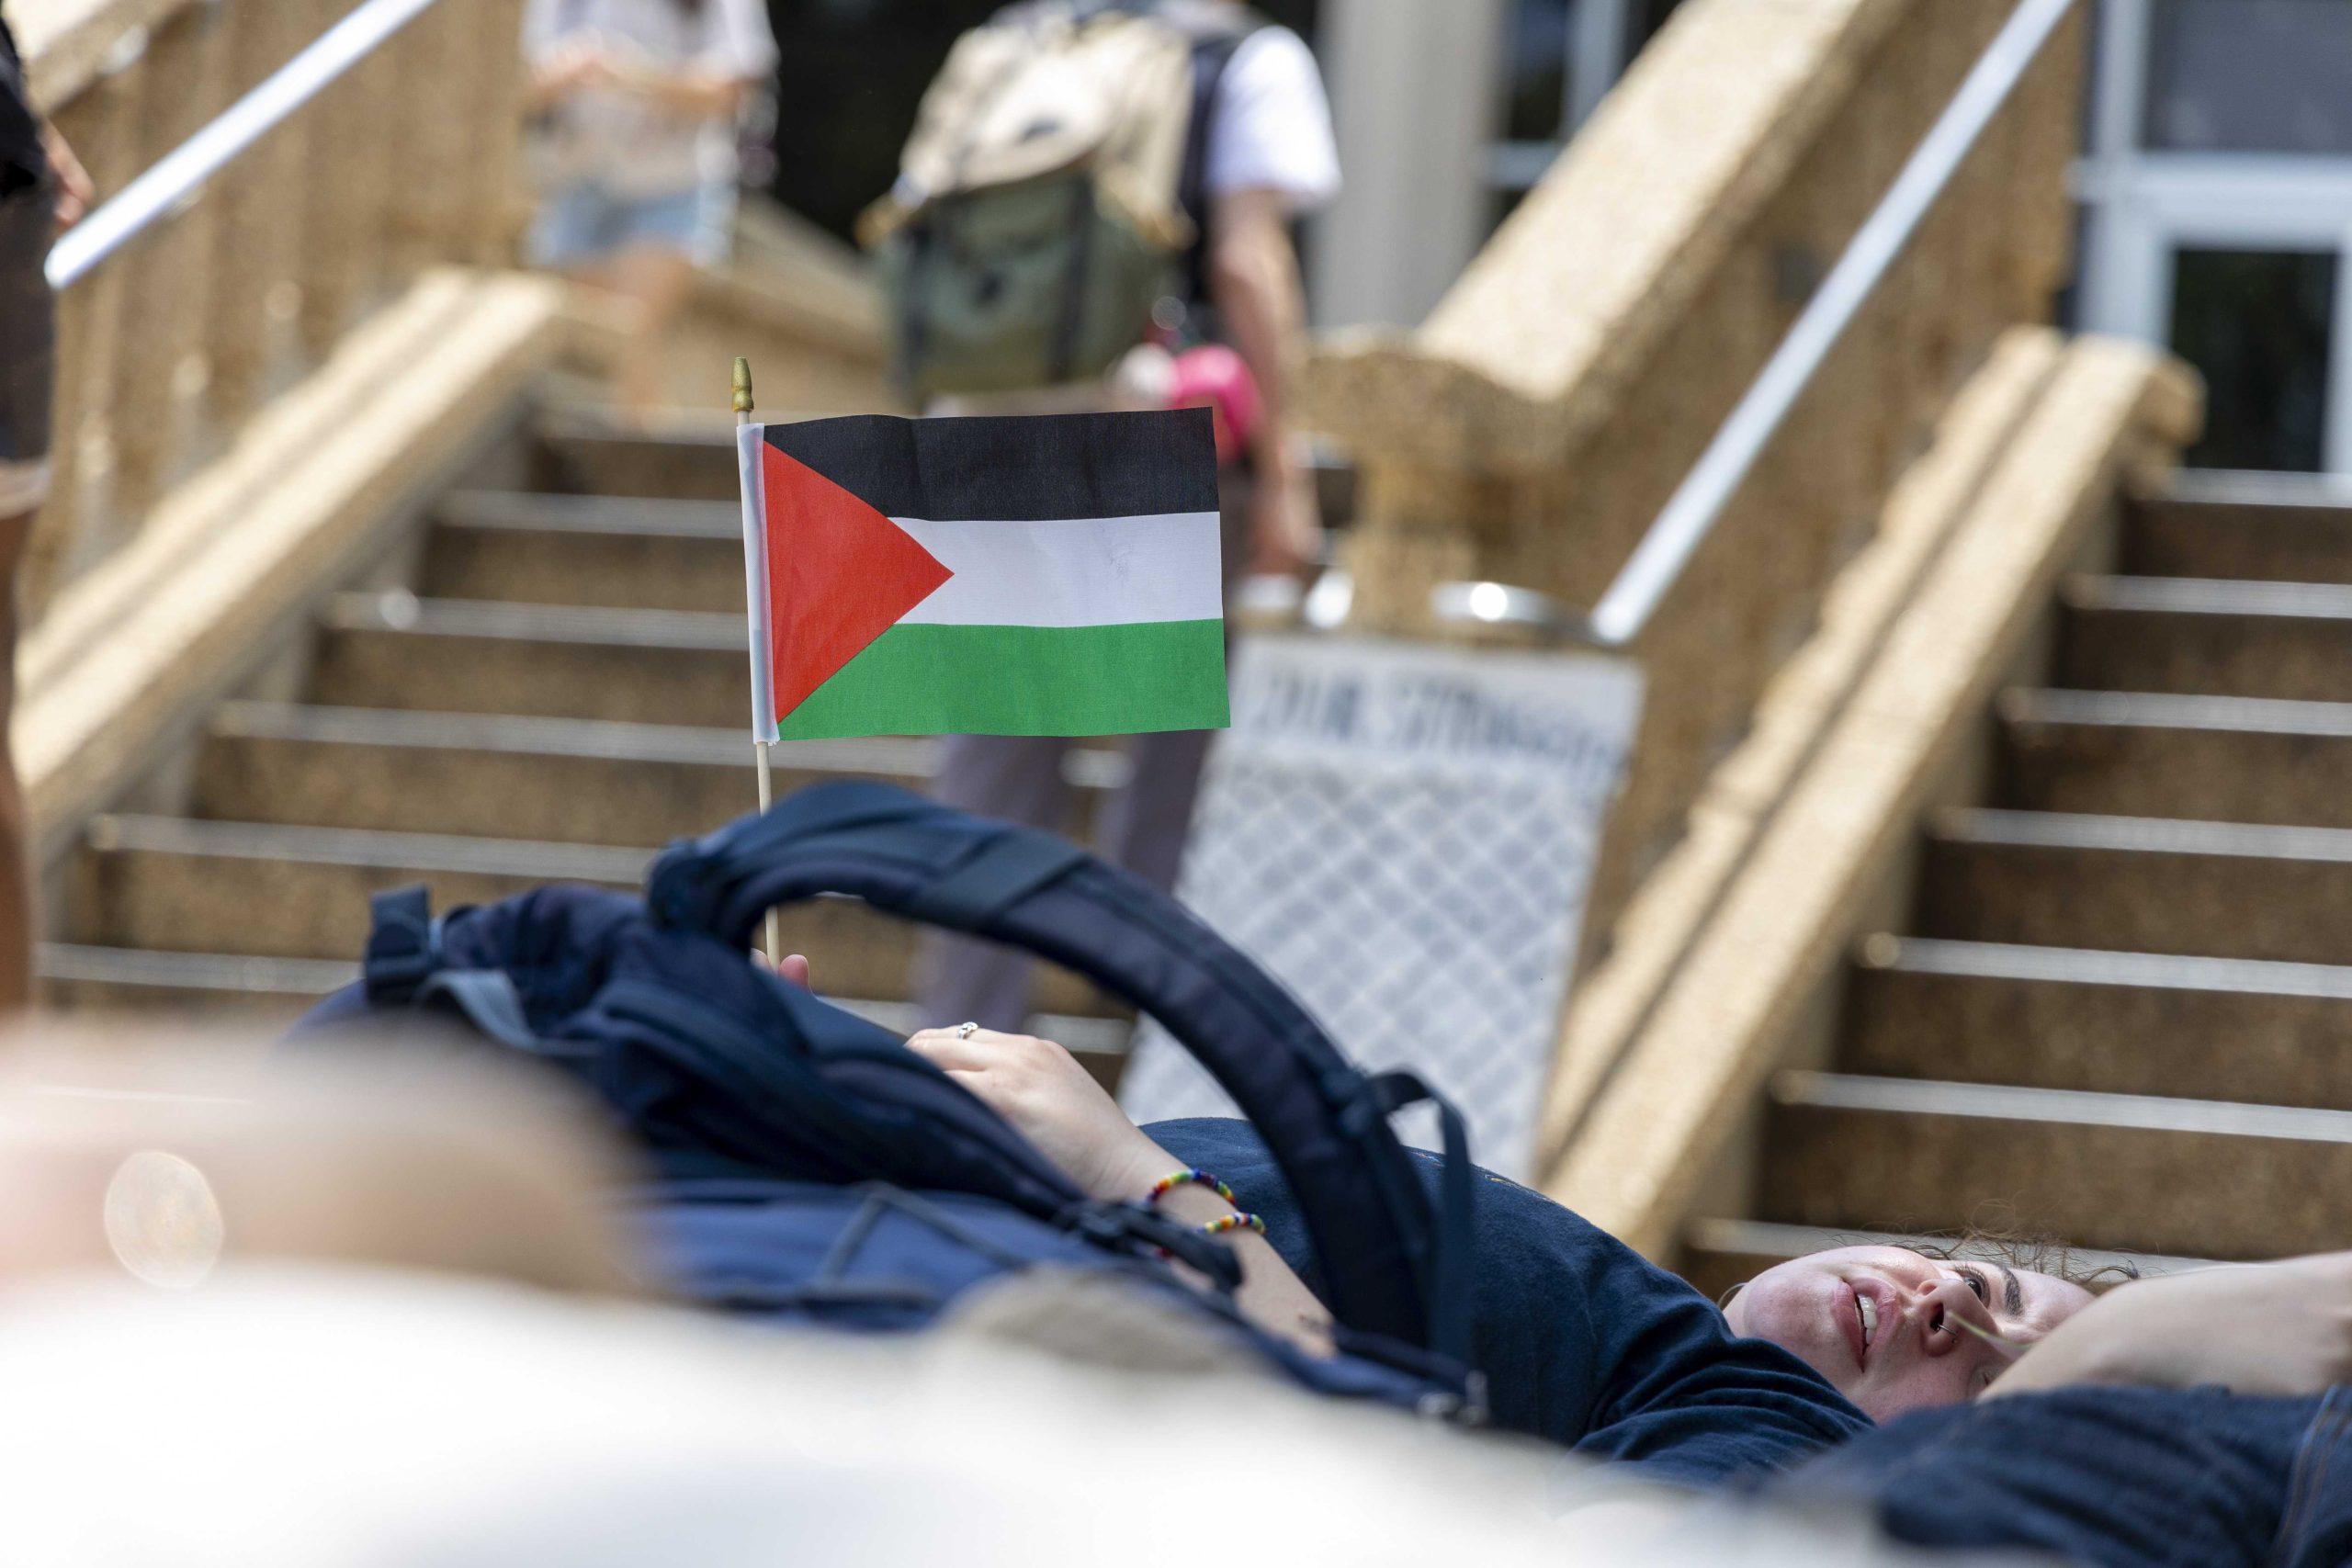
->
[[1768, 1384, 2352, 1567], [0, 181, 53, 514], [528, 179, 734, 270]]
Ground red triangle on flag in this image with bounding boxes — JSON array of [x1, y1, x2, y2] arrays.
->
[[761, 443, 953, 721]]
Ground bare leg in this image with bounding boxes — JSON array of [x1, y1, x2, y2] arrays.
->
[[601, 243, 695, 424]]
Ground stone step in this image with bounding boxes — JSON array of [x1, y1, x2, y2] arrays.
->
[[2059, 575, 2352, 703], [194, 703, 1114, 846], [534, 415, 738, 500], [71, 814, 646, 960], [2125, 473, 2352, 582], [1917, 808, 2352, 965], [423, 491, 742, 612], [310, 593, 752, 728], [37, 942, 353, 1022], [196, 704, 861, 845], [1675, 1216, 2197, 1305], [1757, 1071, 2352, 1261], [64, 815, 1116, 1016], [1998, 689, 2352, 827], [1844, 936, 2352, 1109], [36, 941, 1131, 1079]]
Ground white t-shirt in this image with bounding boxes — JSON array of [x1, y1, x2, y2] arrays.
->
[[1205, 26, 1340, 214], [523, 0, 779, 197]]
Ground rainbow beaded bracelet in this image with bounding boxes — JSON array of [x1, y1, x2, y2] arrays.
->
[[1197, 1211, 1266, 1238], [1146, 1167, 1242, 1209]]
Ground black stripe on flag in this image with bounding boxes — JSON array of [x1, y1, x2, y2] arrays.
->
[[762, 407, 1219, 523]]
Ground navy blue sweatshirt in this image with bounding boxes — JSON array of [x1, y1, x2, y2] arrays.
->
[[1149, 1118, 1871, 1489]]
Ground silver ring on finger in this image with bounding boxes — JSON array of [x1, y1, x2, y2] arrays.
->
[[954, 1021, 979, 1040]]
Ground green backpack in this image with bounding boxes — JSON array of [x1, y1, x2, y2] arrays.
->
[[862, 0, 1256, 401]]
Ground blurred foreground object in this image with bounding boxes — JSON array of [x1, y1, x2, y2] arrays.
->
[[0, 1032, 640, 1296], [0, 1264, 1995, 1566]]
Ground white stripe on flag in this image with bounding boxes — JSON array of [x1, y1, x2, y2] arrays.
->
[[892, 512, 1223, 628], [736, 424, 779, 743]]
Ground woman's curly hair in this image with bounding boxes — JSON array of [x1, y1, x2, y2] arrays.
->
[[1905, 1229, 2142, 1292]]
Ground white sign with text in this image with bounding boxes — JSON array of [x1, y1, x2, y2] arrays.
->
[[1117, 635, 1644, 1179]]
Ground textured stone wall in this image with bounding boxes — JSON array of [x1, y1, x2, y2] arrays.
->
[[1545, 338, 2199, 1250], [1304, 0, 2086, 952], [25, 0, 529, 618]]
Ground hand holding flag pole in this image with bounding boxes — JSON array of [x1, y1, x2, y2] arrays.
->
[[733, 355, 784, 970]]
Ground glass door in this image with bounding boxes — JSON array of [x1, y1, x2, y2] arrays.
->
[[2078, 0, 2352, 473], [2167, 247, 2337, 472]]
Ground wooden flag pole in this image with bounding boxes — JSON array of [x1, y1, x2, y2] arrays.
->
[[735, 355, 784, 969]]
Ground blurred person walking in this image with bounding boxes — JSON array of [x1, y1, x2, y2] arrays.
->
[[0, 6, 89, 1014], [522, 0, 776, 421], [883, 0, 1339, 1033]]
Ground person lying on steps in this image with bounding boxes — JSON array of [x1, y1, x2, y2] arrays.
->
[[907, 1017, 2352, 1568], [905, 1023, 2080, 1483]]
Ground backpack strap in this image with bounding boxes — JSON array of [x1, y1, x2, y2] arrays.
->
[[363, 886, 439, 1003], [1351, 1069, 1475, 1369], [358, 885, 538, 1049], [647, 780, 1473, 1367]]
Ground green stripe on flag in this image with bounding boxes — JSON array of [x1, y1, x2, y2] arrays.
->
[[774, 619, 1230, 740]]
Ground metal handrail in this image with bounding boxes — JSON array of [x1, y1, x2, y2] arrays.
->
[[45, 0, 447, 289], [1578, 0, 2080, 649]]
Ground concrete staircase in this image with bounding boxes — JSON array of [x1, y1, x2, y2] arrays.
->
[[38, 412, 1136, 1060], [1681, 473, 2352, 1286]]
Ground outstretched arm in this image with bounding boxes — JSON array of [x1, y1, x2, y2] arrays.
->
[[905, 1026, 1334, 1353], [1991, 1251, 2352, 1399]]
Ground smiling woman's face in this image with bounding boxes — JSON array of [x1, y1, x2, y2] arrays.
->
[[1720, 1245, 2092, 1422]]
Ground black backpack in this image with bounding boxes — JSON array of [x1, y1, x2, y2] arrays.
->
[[294, 781, 1481, 1417]]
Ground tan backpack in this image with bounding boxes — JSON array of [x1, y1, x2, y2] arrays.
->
[[862, 0, 1258, 400]]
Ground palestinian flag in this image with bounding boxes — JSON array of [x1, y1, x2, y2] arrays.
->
[[737, 408, 1229, 741]]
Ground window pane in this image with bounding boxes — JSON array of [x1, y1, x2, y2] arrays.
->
[[2144, 0, 2352, 153], [2169, 248, 2337, 473], [1502, 0, 1573, 143]]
